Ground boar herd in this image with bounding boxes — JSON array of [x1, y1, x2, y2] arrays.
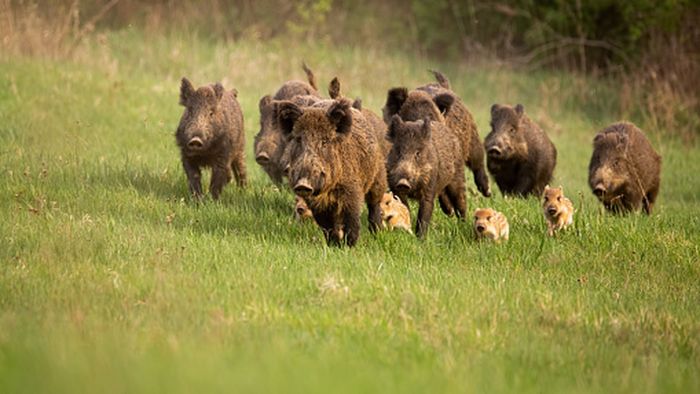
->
[[175, 65, 662, 247]]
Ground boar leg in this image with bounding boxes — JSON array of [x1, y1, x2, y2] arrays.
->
[[643, 185, 659, 214], [312, 209, 339, 246], [231, 155, 248, 187], [342, 196, 363, 247], [512, 174, 535, 197], [445, 183, 467, 218], [182, 160, 203, 198], [365, 181, 384, 233], [416, 191, 436, 238], [438, 193, 454, 216], [467, 138, 491, 197], [210, 164, 232, 200]]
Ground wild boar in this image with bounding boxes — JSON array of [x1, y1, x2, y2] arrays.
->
[[485, 104, 557, 197], [386, 115, 466, 238], [278, 98, 387, 247], [175, 77, 246, 199], [588, 122, 661, 214]]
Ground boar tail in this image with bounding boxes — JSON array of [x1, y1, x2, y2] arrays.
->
[[429, 69, 451, 90], [302, 62, 318, 91]]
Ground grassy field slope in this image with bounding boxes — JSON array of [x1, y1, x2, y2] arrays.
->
[[1, 30, 699, 393]]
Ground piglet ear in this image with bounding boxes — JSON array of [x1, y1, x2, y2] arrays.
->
[[277, 101, 303, 135], [490, 104, 501, 117], [212, 83, 225, 101], [327, 99, 353, 134], [328, 77, 341, 99], [433, 93, 454, 115], [514, 104, 525, 118], [180, 77, 195, 106], [259, 95, 272, 112], [384, 87, 408, 118]]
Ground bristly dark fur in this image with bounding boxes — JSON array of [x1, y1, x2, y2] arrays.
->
[[484, 103, 557, 197], [175, 77, 246, 199], [588, 121, 661, 214], [253, 65, 322, 185], [277, 98, 387, 247], [386, 115, 466, 238]]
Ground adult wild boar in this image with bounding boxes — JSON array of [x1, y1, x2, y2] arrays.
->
[[588, 122, 661, 214], [386, 115, 466, 238], [485, 104, 557, 197], [277, 98, 387, 247], [383, 71, 491, 197], [176, 77, 246, 199], [253, 64, 320, 184]]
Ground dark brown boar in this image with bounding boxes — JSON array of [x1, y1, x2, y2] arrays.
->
[[383, 79, 491, 197], [277, 98, 387, 247], [588, 122, 661, 214], [418, 71, 490, 197], [176, 77, 246, 199], [485, 104, 557, 197], [386, 115, 466, 238], [253, 65, 321, 184]]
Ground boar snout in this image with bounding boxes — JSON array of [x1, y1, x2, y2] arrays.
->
[[476, 224, 485, 232], [294, 178, 314, 196], [593, 184, 606, 198], [547, 207, 558, 215], [487, 146, 502, 157], [395, 178, 411, 193], [188, 137, 204, 149], [255, 152, 270, 164]]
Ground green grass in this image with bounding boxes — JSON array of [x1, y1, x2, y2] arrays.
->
[[1, 30, 699, 393]]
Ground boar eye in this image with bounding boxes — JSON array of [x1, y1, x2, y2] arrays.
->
[[487, 216, 492, 221], [557, 196, 561, 202], [209, 109, 215, 117], [509, 127, 516, 134]]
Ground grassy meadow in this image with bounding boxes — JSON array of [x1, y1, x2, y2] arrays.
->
[[1, 28, 699, 393]]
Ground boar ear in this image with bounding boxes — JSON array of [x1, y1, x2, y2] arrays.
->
[[180, 77, 195, 106], [514, 104, 525, 118], [327, 99, 353, 134], [213, 83, 225, 101], [593, 132, 605, 144], [433, 93, 454, 115], [385, 87, 408, 117], [277, 101, 303, 135], [388, 114, 403, 140], [328, 77, 341, 99], [352, 98, 362, 110], [259, 95, 272, 112], [490, 104, 501, 117]]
